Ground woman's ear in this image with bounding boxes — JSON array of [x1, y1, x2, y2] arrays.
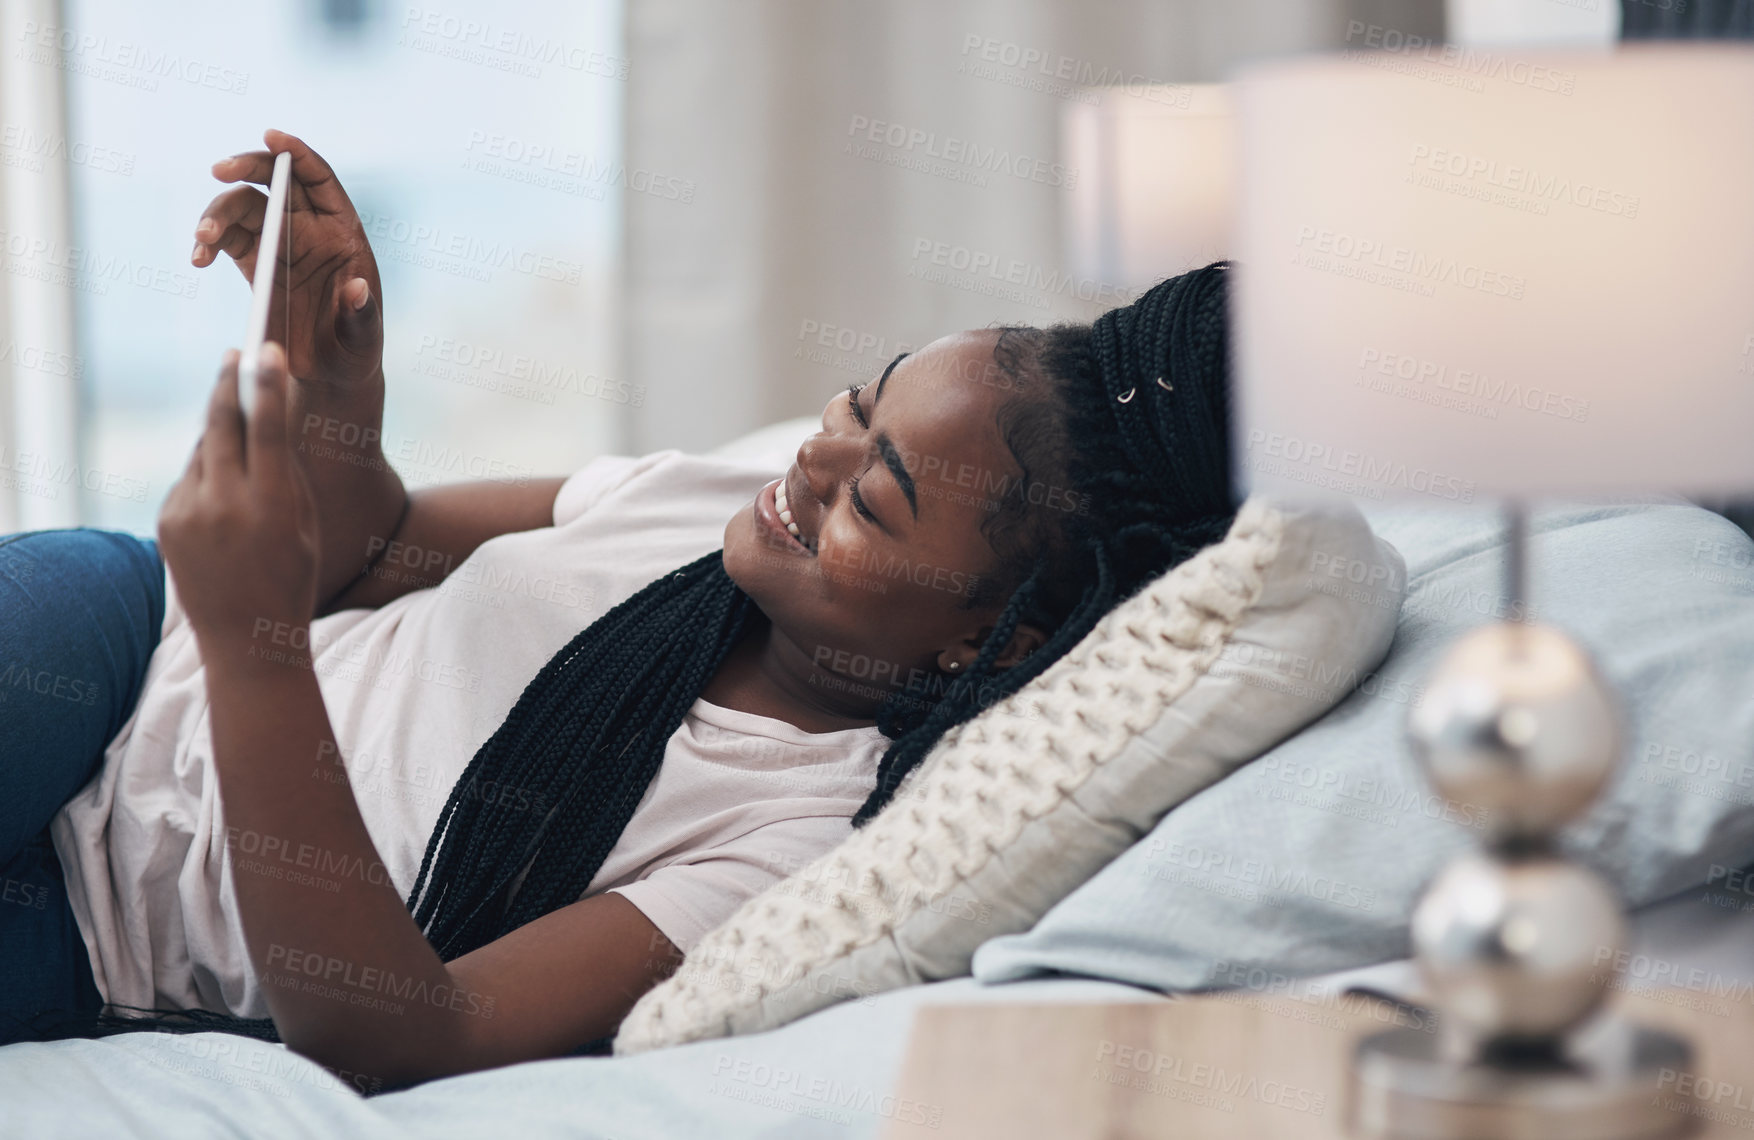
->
[[936, 623, 1048, 675], [992, 622, 1046, 669]]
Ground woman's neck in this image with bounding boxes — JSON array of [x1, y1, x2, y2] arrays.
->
[[698, 613, 885, 735]]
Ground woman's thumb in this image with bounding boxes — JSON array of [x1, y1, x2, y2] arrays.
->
[[337, 277, 380, 351]]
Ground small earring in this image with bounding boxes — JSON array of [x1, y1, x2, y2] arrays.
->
[[946, 660, 962, 673], [1116, 388, 1136, 404]]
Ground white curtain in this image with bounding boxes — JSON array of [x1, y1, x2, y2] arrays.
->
[[620, 0, 1442, 454], [0, 0, 81, 530]]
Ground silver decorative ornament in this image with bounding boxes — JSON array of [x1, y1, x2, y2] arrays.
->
[[1411, 851, 1623, 1046], [1408, 623, 1619, 842]]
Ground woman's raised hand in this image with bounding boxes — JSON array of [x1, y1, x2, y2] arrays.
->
[[158, 343, 321, 646], [192, 129, 384, 392]]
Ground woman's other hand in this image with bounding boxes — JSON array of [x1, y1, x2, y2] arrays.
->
[[191, 129, 383, 393], [159, 343, 321, 648]]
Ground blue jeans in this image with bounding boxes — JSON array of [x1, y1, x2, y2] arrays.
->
[[0, 529, 166, 1045]]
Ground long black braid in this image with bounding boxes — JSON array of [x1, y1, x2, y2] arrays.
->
[[24, 263, 1238, 1052], [408, 550, 754, 958]]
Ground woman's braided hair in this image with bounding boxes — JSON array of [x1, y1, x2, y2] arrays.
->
[[423, 261, 1236, 941], [27, 263, 1237, 1049], [856, 261, 1237, 820]]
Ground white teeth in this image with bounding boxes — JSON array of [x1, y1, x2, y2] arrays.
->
[[775, 480, 803, 542]]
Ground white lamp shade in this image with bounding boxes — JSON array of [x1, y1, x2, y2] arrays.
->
[[1062, 85, 1234, 294], [1232, 46, 1754, 504]]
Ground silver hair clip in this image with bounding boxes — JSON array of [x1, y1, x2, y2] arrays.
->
[[1117, 388, 1136, 403], [1156, 375, 1173, 392]]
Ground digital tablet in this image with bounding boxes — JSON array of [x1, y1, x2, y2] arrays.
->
[[237, 149, 293, 419]]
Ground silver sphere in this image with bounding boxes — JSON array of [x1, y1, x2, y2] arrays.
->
[[1408, 623, 1619, 842], [1412, 852, 1624, 1045]]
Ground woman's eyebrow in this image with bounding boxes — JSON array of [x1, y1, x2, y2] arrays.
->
[[873, 351, 909, 406], [875, 433, 917, 519]]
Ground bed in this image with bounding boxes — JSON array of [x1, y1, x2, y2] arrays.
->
[[4, 421, 1751, 1138]]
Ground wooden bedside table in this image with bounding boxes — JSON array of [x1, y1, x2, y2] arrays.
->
[[881, 986, 1753, 1138]]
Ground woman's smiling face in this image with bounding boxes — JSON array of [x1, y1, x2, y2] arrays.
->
[[722, 329, 1038, 702]]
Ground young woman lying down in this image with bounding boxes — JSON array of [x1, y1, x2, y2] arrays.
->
[[0, 130, 1234, 1089]]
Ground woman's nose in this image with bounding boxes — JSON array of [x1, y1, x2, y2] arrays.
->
[[797, 435, 839, 501]]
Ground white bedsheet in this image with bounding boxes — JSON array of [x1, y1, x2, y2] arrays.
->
[[0, 976, 1159, 1139]]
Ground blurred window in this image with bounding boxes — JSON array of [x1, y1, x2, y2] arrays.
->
[[54, 0, 624, 532]]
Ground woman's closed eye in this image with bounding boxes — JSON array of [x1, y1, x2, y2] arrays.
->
[[845, 475, 879, 524], [843, 386, 878, 524]]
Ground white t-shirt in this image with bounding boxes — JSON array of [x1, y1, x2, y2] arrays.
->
[[49, 450, 889, 1019]]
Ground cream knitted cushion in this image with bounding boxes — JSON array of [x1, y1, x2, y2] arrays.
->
[[614, 496, 1404, 1052]]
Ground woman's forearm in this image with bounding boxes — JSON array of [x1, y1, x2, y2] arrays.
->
[[202, 638, 481, 1087], [317, 476, 567, 615], [288, 375, 408, 614]]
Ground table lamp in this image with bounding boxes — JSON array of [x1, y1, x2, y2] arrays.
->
[[1231, 44, 1754, 1139], [1061, 83, 1233, 293]]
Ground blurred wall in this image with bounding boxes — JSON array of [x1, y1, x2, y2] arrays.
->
[[622, 0, 1443, 454]]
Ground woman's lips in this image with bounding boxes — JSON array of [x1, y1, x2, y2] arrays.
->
[[756, 477, 811, 554]]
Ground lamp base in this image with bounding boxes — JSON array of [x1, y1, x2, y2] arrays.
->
[[1348, 1015, 1695, 1140]]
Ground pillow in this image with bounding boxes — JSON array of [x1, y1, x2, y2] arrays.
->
[[971, 499, 1754, 995], [613, 496, 1406, 1052]]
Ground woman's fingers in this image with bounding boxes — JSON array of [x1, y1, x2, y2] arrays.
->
[[200, 351, 246, 479], [193, 185, 266, 267], [212, 130, 349, 215], [247, 342, 292, 478]]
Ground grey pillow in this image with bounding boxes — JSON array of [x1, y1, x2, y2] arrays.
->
[[973, 499, 1754, 992]]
